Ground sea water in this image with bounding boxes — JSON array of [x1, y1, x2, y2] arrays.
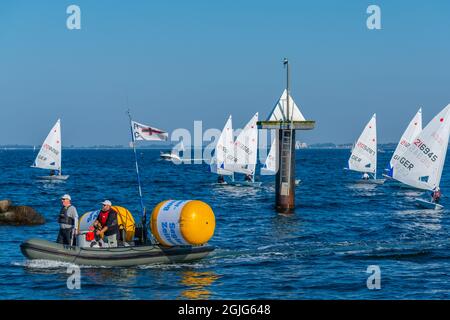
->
[[1, 148, 450, 299]]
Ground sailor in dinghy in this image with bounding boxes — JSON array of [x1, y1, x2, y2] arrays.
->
[[225, 113, 262, 187], [210, 115, 235, 184], [32, 119, 69, 181], [383, 108, 422, 186], [390, 104, 450, 210], [346, 114, 385, 185]]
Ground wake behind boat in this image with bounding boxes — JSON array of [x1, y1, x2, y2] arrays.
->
[[160, 140, 184, 162], [226, 180, 262, 187], [354, 178, 385, 185], [160, 151, 182, 162]]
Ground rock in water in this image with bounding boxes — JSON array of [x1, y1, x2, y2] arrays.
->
[[0, 206, 45, 225], [0, 199, 11, 213]]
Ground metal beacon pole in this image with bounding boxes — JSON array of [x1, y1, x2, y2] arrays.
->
[[127, 109, 148, 244]]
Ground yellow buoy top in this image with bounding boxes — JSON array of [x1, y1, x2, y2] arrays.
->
[[151, 200, 215, 246]]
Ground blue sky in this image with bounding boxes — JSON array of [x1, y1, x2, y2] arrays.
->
[[0, 0, 449, 146]]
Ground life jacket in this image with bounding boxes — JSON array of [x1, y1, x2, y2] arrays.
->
[[58, 205, 75, 226], [98, 210, 110, 227], [433, 190, 442, 199]]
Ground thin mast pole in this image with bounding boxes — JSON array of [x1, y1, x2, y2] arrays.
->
[[283, 58, 293, 189], [284, 58, 290, 122], [127, 109, 146, 228]]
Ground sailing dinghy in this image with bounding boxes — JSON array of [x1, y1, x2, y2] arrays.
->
[[226, 113, 262, 187], [260, 135, 278, 176], [347, 114, 385, 184], [390, 104, 450, 210], [383, 108, 422, 184], [210, 115, 235, 184], [31, 119, 69, 181]]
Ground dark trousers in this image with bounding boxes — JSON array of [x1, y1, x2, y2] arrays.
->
[[57, 228, 73, 245]]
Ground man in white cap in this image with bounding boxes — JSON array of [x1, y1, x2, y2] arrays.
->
[[57, 194, 79, 245], [93, 200, 119, 247]]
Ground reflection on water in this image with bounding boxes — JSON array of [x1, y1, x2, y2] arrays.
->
[[179, 270, 220, 300], [271, 214, 302, 240]]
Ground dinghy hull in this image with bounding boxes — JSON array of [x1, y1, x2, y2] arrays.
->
[[414, 198, 443, 210], [20, 238, 214, 267], [354, 179, 386, 185], [226, 181, 262, 187], [38, 175, 70, 181]]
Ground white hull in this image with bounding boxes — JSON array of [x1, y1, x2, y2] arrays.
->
[[160, 152, 181, 161], [38, 175, 70, 181], [354, 179, 386, 185], [414, 198, 444, 210], [227, 181, 262, 187]]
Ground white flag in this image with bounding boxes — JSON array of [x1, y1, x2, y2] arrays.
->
[[131, 121, 168, 141]]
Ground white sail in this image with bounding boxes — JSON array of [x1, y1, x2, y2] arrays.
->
[[268, 89, 305, 121], [348, 114, 377, 175], [32, 119, 62, 171], [388, 108, 422, 172], [211, 115, 234, 176], [392, 104, 450, 191], [226, 113, 259, 175], [261, 134, 278, 175]]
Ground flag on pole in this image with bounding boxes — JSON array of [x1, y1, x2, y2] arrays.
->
[[131, 121, 168, 141]]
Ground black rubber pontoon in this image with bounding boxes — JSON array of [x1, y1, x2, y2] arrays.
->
[[20, 238, 214, 267]]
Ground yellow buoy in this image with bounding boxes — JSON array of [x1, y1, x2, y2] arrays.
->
[[151, 200, 215, 247], [112, 206, 135, 242]]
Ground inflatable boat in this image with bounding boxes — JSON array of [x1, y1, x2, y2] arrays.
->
[[20, 200, 216, 267], [20, 238, 214, 267]]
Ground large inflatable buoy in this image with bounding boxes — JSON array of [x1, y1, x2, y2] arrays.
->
[[151, 200, 215, 247], [112, 206, 136, 242], [78, 206, 135, 242]]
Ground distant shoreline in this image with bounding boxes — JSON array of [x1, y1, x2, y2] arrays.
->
[[0, 143, 400, 150]]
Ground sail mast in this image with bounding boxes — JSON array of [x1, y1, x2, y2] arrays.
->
[[284, 58, 290, 121], [127, 109, 146, 241], [59, 119, 62, 176]]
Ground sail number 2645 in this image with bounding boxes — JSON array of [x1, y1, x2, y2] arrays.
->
[[414, 139, 438, 162]]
